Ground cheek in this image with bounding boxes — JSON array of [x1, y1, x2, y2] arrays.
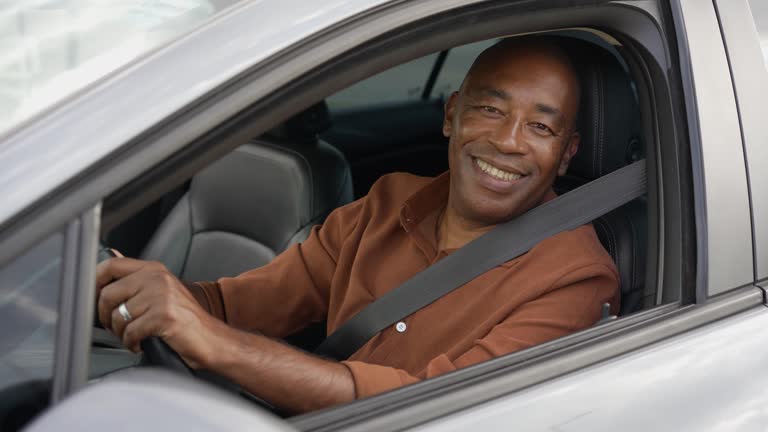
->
[[529, 142, 566, 174]]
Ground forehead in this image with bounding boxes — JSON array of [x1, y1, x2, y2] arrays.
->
[[463, 47, 579, 110]]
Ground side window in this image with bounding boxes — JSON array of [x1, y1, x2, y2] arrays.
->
[[0, 233, 63, 391], [430, 39, 497, 100], [326, 53, 439, 111], [749, 0, 768, 68]]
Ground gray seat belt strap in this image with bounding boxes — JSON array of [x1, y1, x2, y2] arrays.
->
[[315, 159, 646, 361]]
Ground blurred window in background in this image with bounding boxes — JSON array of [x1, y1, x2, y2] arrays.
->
[[326, 39, 499, 113], [749, 0, 768, 70], [0, 0, 241, 136], [429, 39, 497, 101], [327, 53, 439, 112]]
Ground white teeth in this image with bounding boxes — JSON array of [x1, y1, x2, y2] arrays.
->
[[475, 158, 522, 182]]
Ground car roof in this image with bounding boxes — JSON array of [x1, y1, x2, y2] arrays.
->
[[0, 0, 389, 228]]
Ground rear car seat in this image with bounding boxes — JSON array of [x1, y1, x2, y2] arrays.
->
[[141, 101, 353, 281]]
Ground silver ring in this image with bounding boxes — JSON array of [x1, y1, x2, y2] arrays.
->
[[118, 302, 133, 323]]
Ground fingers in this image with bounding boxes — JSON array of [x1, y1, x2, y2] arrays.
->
[[98, 270, 146, 330], [95, 257, 165, 291], [110, 294, 150, 341], [122, 312, 163, 353]]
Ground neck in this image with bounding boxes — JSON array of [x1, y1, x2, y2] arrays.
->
[[437, 205, 496, 250]]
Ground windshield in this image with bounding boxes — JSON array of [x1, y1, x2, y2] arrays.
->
[[0, 0, 241, 136]]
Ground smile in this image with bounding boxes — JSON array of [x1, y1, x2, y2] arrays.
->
[[474, 158, 523, 182]]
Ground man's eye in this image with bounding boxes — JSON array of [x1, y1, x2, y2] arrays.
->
[[529, 122, 554, 136], [479, 105, 502, 115]]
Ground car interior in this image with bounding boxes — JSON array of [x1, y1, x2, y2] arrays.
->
[[0, 28, 658, 431]]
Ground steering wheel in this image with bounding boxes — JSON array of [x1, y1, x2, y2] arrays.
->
[[138, 337, 194, 375]]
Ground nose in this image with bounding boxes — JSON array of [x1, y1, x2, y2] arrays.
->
[[488, 115, 527, 154]]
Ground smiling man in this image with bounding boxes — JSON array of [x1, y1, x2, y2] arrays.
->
[[96, 36, 619, 414]]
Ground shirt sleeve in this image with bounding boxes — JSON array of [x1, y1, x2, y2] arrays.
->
[[195, 198, 366, 338], [342, 263, 619, 399]]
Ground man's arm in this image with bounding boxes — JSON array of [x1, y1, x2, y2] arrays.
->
[[193, 262, 616, 411], [202, 323, 356, 413], [96, 258, 614, 413], [182, 197, 365, 337]]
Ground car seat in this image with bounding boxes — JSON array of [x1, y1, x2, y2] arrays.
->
[[140, 101, 353, 281], [556, 38, 651, 315]]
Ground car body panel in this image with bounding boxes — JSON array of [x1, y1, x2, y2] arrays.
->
[[26, 368, 295, 432], [676, 0, 754, 295], [715, 0, 768, 281], [413, 304, 768, 432], [0, 0, 390, 229]]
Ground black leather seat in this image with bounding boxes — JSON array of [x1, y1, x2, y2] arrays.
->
[[556, 38, 650, 315], [141, 102, 353, 281]]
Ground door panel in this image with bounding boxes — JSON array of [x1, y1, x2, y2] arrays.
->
[[414, 306, 768, 432]]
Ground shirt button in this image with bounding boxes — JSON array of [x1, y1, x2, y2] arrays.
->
[[395, 322, 407, 333]]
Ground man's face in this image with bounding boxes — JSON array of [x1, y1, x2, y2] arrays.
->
[[443, 43, 580, 225]]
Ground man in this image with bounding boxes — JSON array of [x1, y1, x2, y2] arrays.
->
[[96, 37, 619, 414]]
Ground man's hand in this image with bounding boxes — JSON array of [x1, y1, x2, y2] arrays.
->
[[95, 257, 226, 369]]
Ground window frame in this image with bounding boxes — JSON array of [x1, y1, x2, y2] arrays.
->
[[51, 205, 100, 403]]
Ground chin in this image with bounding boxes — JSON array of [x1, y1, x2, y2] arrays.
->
[[464, 199, 524, 225]]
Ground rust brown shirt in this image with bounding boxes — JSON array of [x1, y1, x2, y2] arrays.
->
[[192, 172, 619, 399]]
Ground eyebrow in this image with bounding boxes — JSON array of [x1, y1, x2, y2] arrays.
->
[[477, 88, 509, 100], [534, 103, 564, 123]]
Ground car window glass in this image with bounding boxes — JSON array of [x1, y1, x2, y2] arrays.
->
[[429, 39, 498, 101], [0, 0, 243, 136], [0, 233, 63, 391], [749, 0, 768, 69], [326, 53, 439, 112]]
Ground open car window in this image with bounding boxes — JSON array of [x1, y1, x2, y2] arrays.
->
[[95, 27, 657, 406]]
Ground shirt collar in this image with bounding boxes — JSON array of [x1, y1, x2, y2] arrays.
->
[[400, 171, 450, 231]]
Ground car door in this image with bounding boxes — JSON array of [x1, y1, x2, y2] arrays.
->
[[3, 0, 766, 431]]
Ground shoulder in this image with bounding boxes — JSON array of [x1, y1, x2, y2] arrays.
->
[[521, 224, 618, 280], [365, 172, 434, 207], [323, 172, 433, 226], [368, 172, 433, 196]]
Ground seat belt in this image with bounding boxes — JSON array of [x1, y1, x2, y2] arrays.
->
[[315, 159, 646, 361]]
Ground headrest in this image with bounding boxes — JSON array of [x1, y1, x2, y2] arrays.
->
[[266, 101, 332, 144], [559, 38, 644, 181]]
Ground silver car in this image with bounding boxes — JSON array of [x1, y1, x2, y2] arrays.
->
[[1, 0, 767, 430]]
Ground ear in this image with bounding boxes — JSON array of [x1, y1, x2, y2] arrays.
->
[[442, 92, 459, 138], [557, 131, 580, 176]]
